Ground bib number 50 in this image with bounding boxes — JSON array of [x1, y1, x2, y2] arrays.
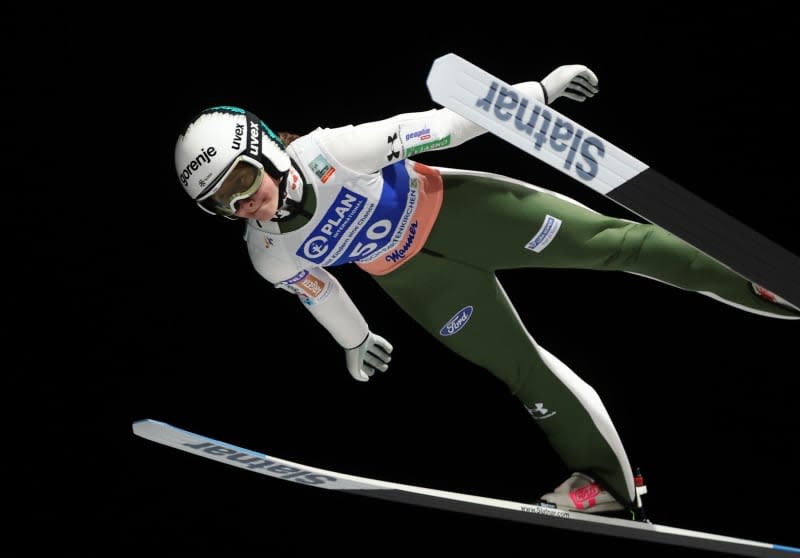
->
[[349, 219, 392, 259]]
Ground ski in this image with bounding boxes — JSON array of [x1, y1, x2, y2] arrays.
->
[[133, 419, 798, 557], [426, 53, 800, 309]]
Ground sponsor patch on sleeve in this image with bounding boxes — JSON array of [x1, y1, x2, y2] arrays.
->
[[525, 215, 562, 253], [308, 154, 336, 183], [278, 270, 331, 305], [399, 121, 452, 157]]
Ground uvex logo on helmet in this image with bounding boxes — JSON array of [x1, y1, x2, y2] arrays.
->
[[231, 123, 244, 149], [179, 146, 217, 187], [248, 120, 260, 157]]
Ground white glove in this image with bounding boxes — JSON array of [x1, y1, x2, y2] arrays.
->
[[541, 65, 599, 104], [344, 331, 393, 382]]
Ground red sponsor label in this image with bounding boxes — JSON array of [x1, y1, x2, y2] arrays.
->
[[320, 167, 335, 183], [569, 483, 601, 509]]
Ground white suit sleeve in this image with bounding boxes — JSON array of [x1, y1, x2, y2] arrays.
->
[[292, 268, 369, 349], [316, 81, 546, 175], [267, 266, 369, 350], [246, 228, 369, 349]]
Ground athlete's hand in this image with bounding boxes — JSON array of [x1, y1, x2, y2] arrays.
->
[[344, 331, 393, 382], [541, 65, 599, 104]]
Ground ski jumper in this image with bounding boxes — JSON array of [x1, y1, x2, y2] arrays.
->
[[244, 82, 799, 507]]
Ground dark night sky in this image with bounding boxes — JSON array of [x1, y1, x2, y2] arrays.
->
[[14, 8, 798, 556]]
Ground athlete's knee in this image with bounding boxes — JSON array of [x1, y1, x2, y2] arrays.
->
[[586, 221, 647, 269], [490, 354, 549, 396], [593, 222, 696, 271]]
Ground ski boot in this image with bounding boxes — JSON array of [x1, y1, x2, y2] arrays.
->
[[751, 283, 799, 314], [538, 468, 650, 521], [538, 472, 624, 514]]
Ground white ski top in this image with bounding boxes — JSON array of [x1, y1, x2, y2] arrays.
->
[[244, 83, 546, 349]]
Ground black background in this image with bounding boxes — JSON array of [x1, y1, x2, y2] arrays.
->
[[14, 8, 798, 556]]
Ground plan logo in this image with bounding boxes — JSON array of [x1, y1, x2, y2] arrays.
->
[[297, 189, 366, 263]]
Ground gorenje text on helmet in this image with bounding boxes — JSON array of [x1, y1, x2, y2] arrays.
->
[[179, 147, 217, 187]]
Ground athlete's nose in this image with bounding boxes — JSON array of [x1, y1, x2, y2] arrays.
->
[[240, 196, 257, 210]]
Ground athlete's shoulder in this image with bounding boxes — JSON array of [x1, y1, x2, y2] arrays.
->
[[242, 222, 298, 279]]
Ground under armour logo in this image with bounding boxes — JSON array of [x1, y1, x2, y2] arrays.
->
[[386, 133, 400, 161], [525, 402, 557, 421], [531, 403, 548, 415]]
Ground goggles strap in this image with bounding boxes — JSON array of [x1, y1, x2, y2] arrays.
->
[[244, 111, 262, 163], [245, 110, 286, 180]]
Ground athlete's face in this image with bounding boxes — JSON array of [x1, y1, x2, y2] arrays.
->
[[233, 172, 280, 220]]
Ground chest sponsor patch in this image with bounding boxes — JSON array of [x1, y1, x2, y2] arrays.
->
[[297, 189, 367, 264]]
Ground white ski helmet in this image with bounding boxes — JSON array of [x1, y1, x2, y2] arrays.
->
[[175, 106, 291, 217]]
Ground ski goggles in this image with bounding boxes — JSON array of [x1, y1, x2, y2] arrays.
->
[[196, 155, 264, 217]]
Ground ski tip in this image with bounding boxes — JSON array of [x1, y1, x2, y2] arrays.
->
[[774, 544, 800, 554], [426, 53, 467, 101]]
